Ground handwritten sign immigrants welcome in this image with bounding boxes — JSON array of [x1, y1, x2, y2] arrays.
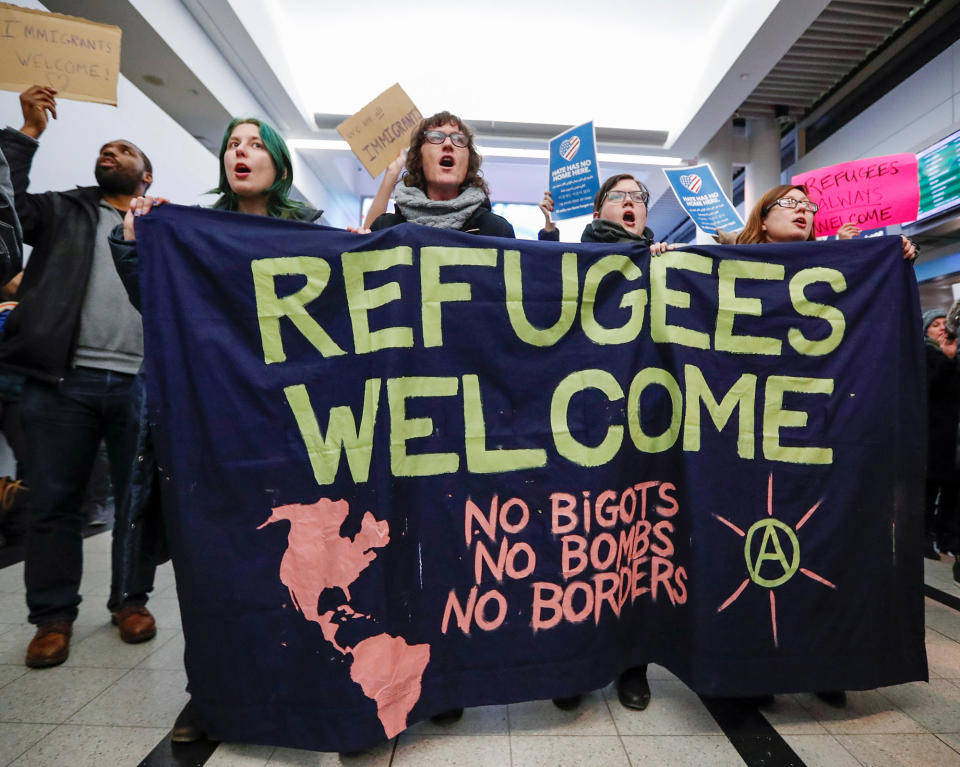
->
[[0, 3, 121, 105], [791, 153, 920, 237], [137, 208, 927, 752]]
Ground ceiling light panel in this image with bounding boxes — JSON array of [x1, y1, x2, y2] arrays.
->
[[249, 0, 779, 143]]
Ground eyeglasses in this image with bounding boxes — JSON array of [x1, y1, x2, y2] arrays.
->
[[603, 189, 649, 205], [423, 130, 469, 148], [764, 197, 819, 214]]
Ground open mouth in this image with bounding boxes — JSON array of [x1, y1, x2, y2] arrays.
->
[[439, 156, 455, 168], [793, 216, 807, 227], [234, 163, 251, 176], [622, 211, 636, 225]]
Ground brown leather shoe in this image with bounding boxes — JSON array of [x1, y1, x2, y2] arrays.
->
[[25, 622, 72, 668], [111, 605, 157, 644]]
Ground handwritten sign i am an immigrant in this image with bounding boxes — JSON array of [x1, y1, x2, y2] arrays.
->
[[337, 83, 422, 178], [0, 3, 121, 106]]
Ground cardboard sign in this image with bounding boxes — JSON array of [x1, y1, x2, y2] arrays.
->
[[548, 121, 600, 220], [0, 3, 121, 106], [663, 163, 744, 233], [791, 154, 919, 237], [337, 84, 422, 178]]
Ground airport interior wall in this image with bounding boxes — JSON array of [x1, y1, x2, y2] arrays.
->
[[788, 39, 960, 180]]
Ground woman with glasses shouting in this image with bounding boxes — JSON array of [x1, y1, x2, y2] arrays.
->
[[368, 112, 512, 732], [729, 182, 915, 711], [736, 184, 917, 259], [538, 174, 675, 255], [534, 173, 675, 718], [369, 111, 514, 237]]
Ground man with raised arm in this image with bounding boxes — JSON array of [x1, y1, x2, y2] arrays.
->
[[0, 86, 158, 668]]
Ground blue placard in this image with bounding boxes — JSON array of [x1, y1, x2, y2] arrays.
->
[[549, 121, 600, 220], [663, 163, 745, 233]]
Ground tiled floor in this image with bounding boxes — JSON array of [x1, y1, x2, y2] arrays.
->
[[0, 533, 956, 766]]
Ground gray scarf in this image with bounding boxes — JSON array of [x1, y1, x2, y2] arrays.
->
[[394, 184, 486, 229]]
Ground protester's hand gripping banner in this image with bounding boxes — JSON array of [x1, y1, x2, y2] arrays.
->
[[137, 207, 927, 753]]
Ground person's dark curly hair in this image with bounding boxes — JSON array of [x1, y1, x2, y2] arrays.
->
[[401, 111, 489, 196]]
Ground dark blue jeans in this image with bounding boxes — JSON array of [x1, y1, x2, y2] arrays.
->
[[20, 367, 156, 625]]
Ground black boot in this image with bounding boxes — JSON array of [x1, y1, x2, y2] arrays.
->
[[816, 690, 847, 707], [552, 695, 583, 711], [171, 700, 206, 743], [616, 665, 651, 711], [430, 708, 463, 725]]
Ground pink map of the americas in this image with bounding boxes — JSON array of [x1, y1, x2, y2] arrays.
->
[[259, 498, 430, 738]]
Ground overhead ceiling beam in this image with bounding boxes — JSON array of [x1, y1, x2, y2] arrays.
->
[[41, 0, 233, 152], [313, 114, 670, 149], [667, 0, 831, 156], [801, 0, 959, 150], [178, 0, 310, 134], [816, 9, 911, 26]]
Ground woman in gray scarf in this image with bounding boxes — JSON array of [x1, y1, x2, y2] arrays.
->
[[372, 114, 519, 729], [369, 112, 514, 237]]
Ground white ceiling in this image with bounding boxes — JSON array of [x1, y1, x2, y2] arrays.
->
[[268, 0, 772, 137], [28, 0, 937, 231], [212, 0, 831, 210]]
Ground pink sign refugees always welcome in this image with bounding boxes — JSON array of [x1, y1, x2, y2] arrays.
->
[[791, 153, 919, 237]]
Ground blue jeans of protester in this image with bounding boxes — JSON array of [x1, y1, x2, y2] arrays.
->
[[20, 367, 156, 625]]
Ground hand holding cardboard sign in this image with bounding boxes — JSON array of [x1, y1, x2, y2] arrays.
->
[[359, 149, 407, 230], [19, 85, 57, 139], [385, 149, 407, 181]]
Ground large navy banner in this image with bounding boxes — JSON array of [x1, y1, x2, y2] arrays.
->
[[137, 205, 927, 752]]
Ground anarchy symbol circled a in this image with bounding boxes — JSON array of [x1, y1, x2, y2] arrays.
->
[[744, 518, 800, 588]]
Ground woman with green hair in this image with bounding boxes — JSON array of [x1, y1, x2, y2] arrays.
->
[[111, 116, 320, 291], [108, 116, 320, 744], [118, 117, 317, 233], [209, 117, 316, 220]]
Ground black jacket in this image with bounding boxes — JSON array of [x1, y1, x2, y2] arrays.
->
[[925, 340, 960, 478], [371, 197, 515, 238], [538, 221, 655, 244], [0, 127, 104, 381], [0, 145, 23, 283]]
